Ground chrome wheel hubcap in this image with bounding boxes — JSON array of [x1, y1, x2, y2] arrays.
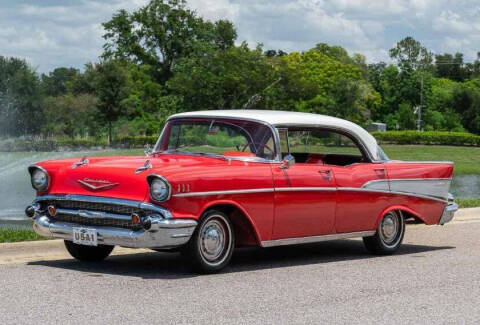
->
[[200, 218, 227, 262], [380, 213, 399, 244]]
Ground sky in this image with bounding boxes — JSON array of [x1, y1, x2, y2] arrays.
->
[[1, 0, 480, 74]]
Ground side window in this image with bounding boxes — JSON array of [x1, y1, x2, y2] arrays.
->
[[277, 128, 289, 155], [287, 129, 365, 165]]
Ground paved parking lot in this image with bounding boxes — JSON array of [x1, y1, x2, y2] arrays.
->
[[1, 215, 479, 324]]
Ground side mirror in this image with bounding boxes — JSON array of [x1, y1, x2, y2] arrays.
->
[[280, 154, 295, 169]]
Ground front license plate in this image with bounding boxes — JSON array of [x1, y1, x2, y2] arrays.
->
[[73, 227, 98, 246]]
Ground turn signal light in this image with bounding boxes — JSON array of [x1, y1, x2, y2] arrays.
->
[[47, 205, 57, 217], [131, 213, 141, 225]]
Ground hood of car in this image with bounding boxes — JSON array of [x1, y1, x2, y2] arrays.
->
[[34, 154, 228, 202]]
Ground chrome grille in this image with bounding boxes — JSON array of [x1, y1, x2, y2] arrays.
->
[[52, 213, 140, 230], [42, 199, 154, 230], [53, 200, 148, 215]]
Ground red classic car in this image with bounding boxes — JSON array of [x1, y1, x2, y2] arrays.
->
[[26, 110, 458, 273]]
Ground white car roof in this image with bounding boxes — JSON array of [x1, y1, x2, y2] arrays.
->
[[169, 110, 381, 160]]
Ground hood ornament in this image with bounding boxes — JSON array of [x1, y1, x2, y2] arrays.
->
[[144, 144, 152, 156], [77, 178, 119, 191], [72, 156, 89, 169], [135, 159, 152, 174]]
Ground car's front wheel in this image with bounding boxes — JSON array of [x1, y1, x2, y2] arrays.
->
[[363, 210, 405, 255], [182, 210, 235, 273], [64, 240, 114, 261]]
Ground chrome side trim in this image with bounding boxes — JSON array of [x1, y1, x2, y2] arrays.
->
[[173, 185, 448, 202], [275, 187, 336, 192], [34, 194, 173, 219], [261, 231, 376, 247], [173, 188, 275, 198], [338, 187, 448, 203], [362, 178, 452, 201]]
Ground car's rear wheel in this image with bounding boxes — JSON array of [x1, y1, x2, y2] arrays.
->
[[182, 210, 235, 273], [363, 210, 405, 255], [64, 240, 114, 261]]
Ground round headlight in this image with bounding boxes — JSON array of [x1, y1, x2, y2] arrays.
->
[[30, 167, 49, 191], [149, 176, 171, 202]]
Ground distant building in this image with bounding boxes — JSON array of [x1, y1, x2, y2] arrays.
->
[[365, 122, 387, 132]]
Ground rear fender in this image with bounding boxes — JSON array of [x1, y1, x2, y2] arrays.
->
[[375, 205, 424, 228]]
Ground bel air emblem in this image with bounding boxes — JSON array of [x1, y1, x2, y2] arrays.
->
[[77, 178, 119, 191]]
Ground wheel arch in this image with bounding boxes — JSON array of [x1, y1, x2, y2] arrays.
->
[[201, 200, 261, 247], [375, 205, 425, 228]]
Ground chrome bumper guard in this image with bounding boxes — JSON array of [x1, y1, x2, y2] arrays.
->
[[438, 200, 458, 225], [33, 214, 197, 249]]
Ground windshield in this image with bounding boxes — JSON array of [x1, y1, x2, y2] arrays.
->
[[155, 118, 277, 160]]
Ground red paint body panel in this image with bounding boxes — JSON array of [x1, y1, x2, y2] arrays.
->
[[35, 153, 453, 245], [334, 163, 389, 233], [271, 163, 336, 238]]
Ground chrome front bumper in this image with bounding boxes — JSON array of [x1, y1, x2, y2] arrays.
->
[[33, 214, 197, 249], [438, 202, 458, 225]]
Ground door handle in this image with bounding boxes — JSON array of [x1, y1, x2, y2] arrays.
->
[[318, 169, 332, 181], [374, 168, 386, 178]]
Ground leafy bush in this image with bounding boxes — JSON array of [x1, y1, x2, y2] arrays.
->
[[372, 131, 480, 146], [0, 137, 108, 152]]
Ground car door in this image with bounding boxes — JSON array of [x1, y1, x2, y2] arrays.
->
[[271, 129, 338, 239], [334, 162, 389, 233]]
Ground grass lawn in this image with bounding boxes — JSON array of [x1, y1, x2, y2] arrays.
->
[[456, 198, 480, 208], [381, 145, 480, 175], [0, 228, 47, 243]]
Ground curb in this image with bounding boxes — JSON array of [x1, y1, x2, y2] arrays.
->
[[1, 208, 479, 265]]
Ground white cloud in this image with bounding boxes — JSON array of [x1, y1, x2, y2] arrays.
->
[[1, 0, 480, 72]]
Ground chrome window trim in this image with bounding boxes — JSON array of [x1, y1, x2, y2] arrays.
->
[[147, 174, 172, 202], [274, 124, 375, 162], [34, 194, 173, 219], [261, 230, 376, 247], [157, 115, 283, 162]]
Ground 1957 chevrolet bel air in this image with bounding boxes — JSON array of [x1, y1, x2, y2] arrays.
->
[[26, 110, 458, 273]]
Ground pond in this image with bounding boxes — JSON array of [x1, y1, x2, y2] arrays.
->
[[0, 150, 478, 228]]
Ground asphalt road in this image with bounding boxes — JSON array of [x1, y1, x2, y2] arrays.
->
[[1, 220, 479, 324]]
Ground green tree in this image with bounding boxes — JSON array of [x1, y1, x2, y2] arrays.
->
[[0, 56, 42, 136], [389, 36, 433, 71], [264, 49, 379, 124], [41, 67, 79, 96], [168, 43, 277, 110], [42, 94, 99, 137], [102, 0, 237, 84], [435, 53, 466, 82], [90, 61, 130, 141]]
